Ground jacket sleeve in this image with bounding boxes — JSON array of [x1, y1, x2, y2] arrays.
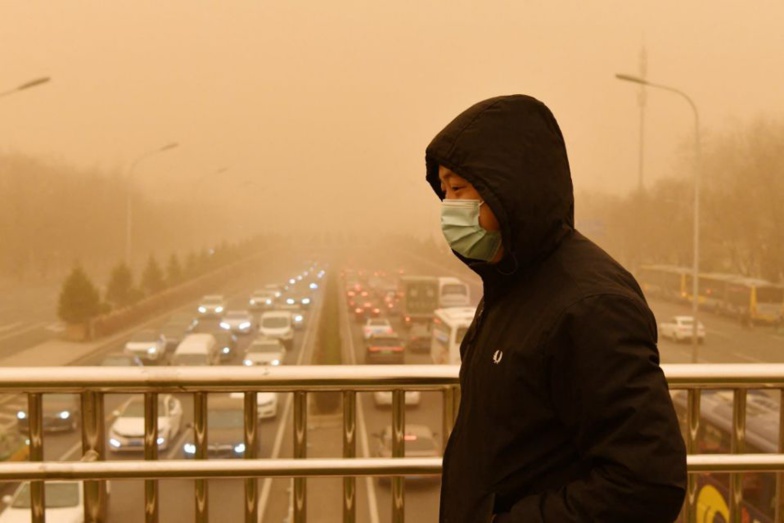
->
[[506, 294, 687, 522]]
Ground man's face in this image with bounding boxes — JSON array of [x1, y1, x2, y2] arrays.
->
[[438, 166, 501, 233], [438, 165, 504, 263]]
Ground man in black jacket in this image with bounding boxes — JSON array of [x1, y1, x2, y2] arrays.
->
[[426, 95, 687, 522]]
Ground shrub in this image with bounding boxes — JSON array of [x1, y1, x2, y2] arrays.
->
[[58, 265, 101, 324]]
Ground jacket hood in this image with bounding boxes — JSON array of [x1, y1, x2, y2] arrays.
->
[[426, 95, 574, 282]]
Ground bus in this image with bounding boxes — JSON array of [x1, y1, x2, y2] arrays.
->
[[430, 307, 475, 365], [637, 265, 784, 324], [671, 389, 779, 522], [437, 276, 471, 308]]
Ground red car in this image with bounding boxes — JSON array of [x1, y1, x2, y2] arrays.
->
[[365, 333, 405, 364]]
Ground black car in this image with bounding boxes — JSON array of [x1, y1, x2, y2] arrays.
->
[[211, 331, 238, 362], [160, 313, 199, 352], [17, 393, 80, 433]]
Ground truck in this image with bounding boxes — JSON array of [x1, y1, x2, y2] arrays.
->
[[399, 276, 440, 328]]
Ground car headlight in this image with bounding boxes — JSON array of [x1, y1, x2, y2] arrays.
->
[[289, 279, 296, 285], [147, 346, 158, 354], [17, 411, 26, 420], [215, 306, 224, 313], [156, 436, 165, 446], [302, 298, 311, 305], [184, 443, 196, 454], [234, 443, 246, 454], [249, 299, 256, 305], [294, 314, 303, 322], [239, 322, 251, 329], [270, 359, 281, 366], [220, 322, 230, 330], [222, 347, 230, 354], [59, 411, 71, 420], [243, 359, 253, 366], [198, 307, 207, 313], [109, 438, 122, 448], [286, 298, 295, 305], [309, 283, 318, 290]]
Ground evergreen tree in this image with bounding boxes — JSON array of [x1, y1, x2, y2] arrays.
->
[[166, 253, 183, 286], [58, 265, 101, 324], [106, 262, 135, 308], [141, 255, 165, 295]]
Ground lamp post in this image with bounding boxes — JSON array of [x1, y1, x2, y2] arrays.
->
[[125, 142, 179, 265], [0, 76, 51, 98], [615, 73, 702, 362]]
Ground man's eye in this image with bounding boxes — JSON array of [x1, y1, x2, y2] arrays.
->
[[451, 186, 464, 191]]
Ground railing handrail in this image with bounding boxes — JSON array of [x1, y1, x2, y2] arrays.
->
[[3, 363, 784, 392]]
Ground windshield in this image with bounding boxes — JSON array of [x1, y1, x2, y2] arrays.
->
[[442, 284, 467, 295], [757, 286, 784, 304], [121, 399, 167, 417], [224, 311, 248, 319], [208, 409, 244, 429], [203, 297, 223, 305], [249, 342, 281, 353], [12, 482, 80, 509], [174, 354, 209, 366], [369, 320, 388, 327], [262, 317, 289, 329]]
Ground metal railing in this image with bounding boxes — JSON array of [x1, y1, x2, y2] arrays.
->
[[1, 364, 783, 523]]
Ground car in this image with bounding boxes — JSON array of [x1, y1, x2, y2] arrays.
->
[[219, 310, 256, 335], [659, 315, 706, 343], [372, 390, 421, 407], [362, 318, 394, 340], [108, 394, 183, 452], [197, 294, 226, 317], [263, 284, 285, 298], [227, 392, 279, 420], [406, 323, 431, 353], [123, 330, 167, 364], [283, 291, 312, 309], [182, 394, 259, 458], [249, 289, 277, 310], [17, 393, 80, 434], [98, 352, 144, 367], [373, 424, 440, 484], [211, 331, 238, 362], [0, 481, 85, 522], [171, 333, 221, 366], [160, 312, 198, 351], [365, 333, 405, 364], [259, 311, 294, 349], [243, 337, 287, 366]]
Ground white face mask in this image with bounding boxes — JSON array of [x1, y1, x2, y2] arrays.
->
[[440, 199, 502, 261]]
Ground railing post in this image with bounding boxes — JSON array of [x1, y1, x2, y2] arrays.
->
[[28, 393, 45, 523], [244, 391, 258, 523], [294, 390, 307, 522], [777, 387, 784, 523], [392, 389, 405, 523], [343, 390, 356, 523], [683, 389, 700, 523], [730, 389, 747, 523], [194, 392, 208, 522], [144, 392, 159, 523], [81, 391, 107, 522]]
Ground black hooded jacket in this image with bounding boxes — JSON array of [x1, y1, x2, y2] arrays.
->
[[425, 95, 687, 522]]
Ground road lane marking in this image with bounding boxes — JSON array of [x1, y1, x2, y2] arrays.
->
[[731, 351, 765, 363], [258, 293, 322, 523], [0, 321, 48, 342], [340, 288, 381, 523], [0, 322, 23, 334]]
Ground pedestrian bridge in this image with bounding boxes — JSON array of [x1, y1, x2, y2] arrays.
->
[[1, 364, 783, 522]]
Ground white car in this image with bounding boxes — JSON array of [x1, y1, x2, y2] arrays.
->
[[123, 330, 167, 363], [363, 318, 394, 340], [659, 315, 706, 343], [259, 311, 294, 349], [243, 337, 287, 366], [373, 390, 421, 407], [219, 310, 255, 335], [197, 295, 226, 317], [108, 394, 183, 452], [229, 392, 278, 420], [0, 481, 84, 522]]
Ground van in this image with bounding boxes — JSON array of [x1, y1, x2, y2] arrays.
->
[[171, 333, 220, 366], [437, 277, 471, 308], [431, 307, 476, 365], [259, 311, 294, 349]]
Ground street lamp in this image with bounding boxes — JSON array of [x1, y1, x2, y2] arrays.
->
[[125, 142, 179, 265], [616, 73, 702, 362], [0, 76, 51, 98]]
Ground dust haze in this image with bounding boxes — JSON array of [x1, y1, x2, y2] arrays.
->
[[1, 1, 783, 277]]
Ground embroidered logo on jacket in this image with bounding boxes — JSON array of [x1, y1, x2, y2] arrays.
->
[[492, 350, 503, 364]]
